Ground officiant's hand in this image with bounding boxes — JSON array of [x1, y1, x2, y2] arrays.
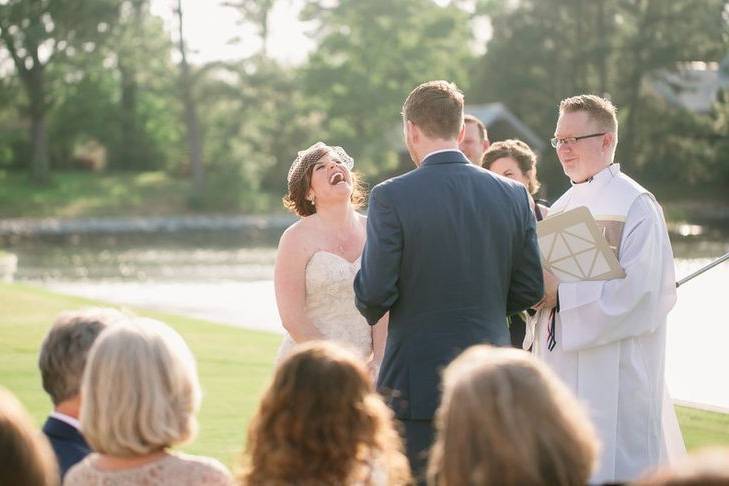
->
[[534, 269, 559, 310]]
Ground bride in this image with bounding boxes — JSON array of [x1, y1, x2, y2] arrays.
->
[[274, 142, 386, 373]]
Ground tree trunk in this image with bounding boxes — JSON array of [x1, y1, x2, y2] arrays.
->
[[596, 0, 609, 96], [176, 0, 205, 199], [118, 59, 138, 170], [621, 0, 654, 166], [28, 68, 50, 184]]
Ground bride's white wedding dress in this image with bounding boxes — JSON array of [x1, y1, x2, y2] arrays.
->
[[276, 250, 374, 362]]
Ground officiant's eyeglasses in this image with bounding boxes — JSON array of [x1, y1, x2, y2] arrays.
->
[[550, 132, 605, 148]]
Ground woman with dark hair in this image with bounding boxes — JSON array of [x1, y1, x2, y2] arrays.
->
[[241, 341, 411, 485], [482, 139, 548, 220], [482, 139, 548, 348], [0, 387, 59, 486], [274, 142, 386, 374]]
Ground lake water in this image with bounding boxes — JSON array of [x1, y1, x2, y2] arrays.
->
[[3, 223, 728, 411]]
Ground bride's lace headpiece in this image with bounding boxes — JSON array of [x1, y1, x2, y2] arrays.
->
[[287, 142, 354, 190]]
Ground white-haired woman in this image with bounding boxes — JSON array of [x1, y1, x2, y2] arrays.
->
[[64, 318, 232, 485]]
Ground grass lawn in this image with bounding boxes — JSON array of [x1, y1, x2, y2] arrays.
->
[[0, 282, 280, 470], [1, 283, 729, 471]]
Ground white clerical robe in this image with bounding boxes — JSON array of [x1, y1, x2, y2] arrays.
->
[[530, 164, 684, 483]]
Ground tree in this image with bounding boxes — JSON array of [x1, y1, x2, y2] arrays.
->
[[175, 0, 205, 200], [224, 0, 277, 57], [0, 0, 118, 182], [300, 0, 475, 176], [470, 0, 728, 197]]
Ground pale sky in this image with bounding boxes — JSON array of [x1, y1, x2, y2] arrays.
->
[[150, 0, 316, 65], [150, 0, 488, 66]]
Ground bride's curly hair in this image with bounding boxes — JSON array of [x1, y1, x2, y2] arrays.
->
[[240, 341, 411, 486]]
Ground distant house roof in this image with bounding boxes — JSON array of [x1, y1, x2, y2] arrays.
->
[[465, 102, 546, 153], [649, 56, 729, 113]]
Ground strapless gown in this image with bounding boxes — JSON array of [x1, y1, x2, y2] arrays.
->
[[276, 251, 373, 362]]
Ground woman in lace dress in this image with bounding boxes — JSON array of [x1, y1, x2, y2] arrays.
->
[[64, 318, 232, 486], [241, 341, 411, 485], [274, 142, 386, 371]]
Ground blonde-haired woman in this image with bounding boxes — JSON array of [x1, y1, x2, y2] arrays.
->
[[64, 318, 232, 485], [0, 387, 59, 486], [241, 341, 411, 485], [427, 345, 599, 486]]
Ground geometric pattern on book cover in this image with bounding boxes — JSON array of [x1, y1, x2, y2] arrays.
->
[[537, 207, 625, 283]]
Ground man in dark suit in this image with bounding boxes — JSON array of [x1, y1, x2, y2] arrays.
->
[[354, 80, 544, 482], [38, 308, 126, 479]]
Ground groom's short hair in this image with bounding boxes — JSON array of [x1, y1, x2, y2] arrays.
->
[[402, 80, 464, 140]]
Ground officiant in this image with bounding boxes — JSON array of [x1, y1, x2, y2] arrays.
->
[[528, 94, 684, 483]]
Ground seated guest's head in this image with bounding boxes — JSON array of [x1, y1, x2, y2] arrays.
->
[[0, 387, 59, 486], [482, 139, 541, 197], [64, 318, 231, 485], [428, 345, 599, 486], [39, 307, 127, 418], [80, 318, 201, 456], [242, 341, 411, 485], [38, 308, 127, 479], [633, 447, 729, 486]]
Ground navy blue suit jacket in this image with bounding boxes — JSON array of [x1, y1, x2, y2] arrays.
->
[[354, 150, 543, 420], [43, 415, 91, 479]]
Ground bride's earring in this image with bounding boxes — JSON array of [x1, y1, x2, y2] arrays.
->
[[307, 194, 316, 206]]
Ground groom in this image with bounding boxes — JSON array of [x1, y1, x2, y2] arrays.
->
[[354, 80, 544, 481]]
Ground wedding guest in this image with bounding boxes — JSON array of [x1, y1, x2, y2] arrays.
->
[[38, 307, 126, 479], [0, 386, 59, 486], [459, 114, 490, 165], [241, 341, 411, 485], [64, 318, 232, 486], [634, 448, 729, 486], [427, 345, 598, 486], [482, 139, 548, 348], [482, 138, 548, 219]]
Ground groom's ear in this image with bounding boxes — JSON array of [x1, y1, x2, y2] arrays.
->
[[407, 120, 420, 143], [456, 122, 466, 144]]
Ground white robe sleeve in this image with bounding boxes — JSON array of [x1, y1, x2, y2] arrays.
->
[[558, 194, 677, 351]]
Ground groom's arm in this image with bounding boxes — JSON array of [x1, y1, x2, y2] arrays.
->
[[354, 184, 402, 326], [507, 186, 544, 314]]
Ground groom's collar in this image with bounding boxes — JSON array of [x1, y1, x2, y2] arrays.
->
[[421, 149, 469, 167]]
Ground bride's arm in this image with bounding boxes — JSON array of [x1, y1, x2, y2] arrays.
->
[[274, 226, 324, 342]]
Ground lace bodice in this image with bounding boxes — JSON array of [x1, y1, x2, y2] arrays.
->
[[63, 452, 232, 486], [277, 251, 373, 361]]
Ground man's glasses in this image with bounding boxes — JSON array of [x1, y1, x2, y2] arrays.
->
[[550, 132, 605, 148]]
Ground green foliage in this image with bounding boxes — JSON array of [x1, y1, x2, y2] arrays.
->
[[470, 0, 729, 199], [300, 0, 475, 176]]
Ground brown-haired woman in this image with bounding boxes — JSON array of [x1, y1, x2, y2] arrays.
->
[[241, 341, 411, 485], [482, 139, 548, 348], [0, 387, 59, 486], [482, 139, 548, 220], [427, 345, 599, 486], [275, 142, 386, 375]]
